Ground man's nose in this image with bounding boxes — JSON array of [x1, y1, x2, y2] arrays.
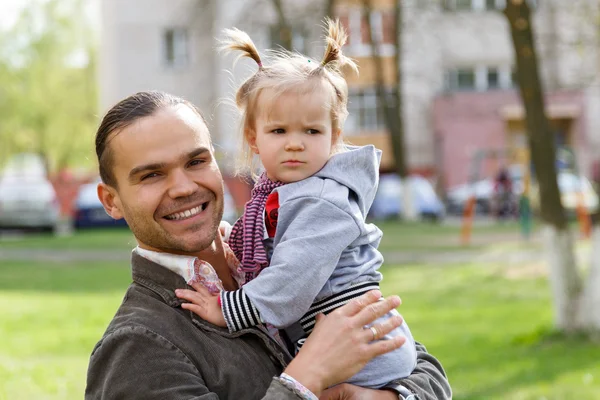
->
[[284, 134, 305, 151], [167, 169, 197, 198]]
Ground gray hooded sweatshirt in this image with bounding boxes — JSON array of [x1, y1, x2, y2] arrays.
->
[[221, 145, 417, 388]]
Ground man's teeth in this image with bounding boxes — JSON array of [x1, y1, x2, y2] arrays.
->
[[165, 204, 206, 220]]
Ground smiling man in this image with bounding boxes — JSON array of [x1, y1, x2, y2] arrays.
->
[[85, 91, 451, 400]]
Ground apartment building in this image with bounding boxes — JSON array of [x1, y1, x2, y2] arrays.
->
[[99, 0, 600, 191]]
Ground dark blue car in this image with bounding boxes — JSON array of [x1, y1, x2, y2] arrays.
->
[[73, 181, 128, 229]]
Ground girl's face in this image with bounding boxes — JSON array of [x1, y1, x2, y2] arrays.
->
[[248, 86, 340, 183]]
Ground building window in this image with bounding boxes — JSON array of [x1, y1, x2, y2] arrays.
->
[[445, 65, 514, 91], [487, 67, 500, 89], [340, 9, 396, 57], [164, 28, 189, 67], [270, 25, 308, 53], [455, 0, 473, 10], [345, 88, 394, 135], [485, 0, 497, 10], [446, 68, 476, 91], [444, 0, 536, 11]]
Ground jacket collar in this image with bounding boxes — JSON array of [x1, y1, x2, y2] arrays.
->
[[130, 251, 189, 308]]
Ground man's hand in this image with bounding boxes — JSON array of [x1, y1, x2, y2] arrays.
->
[[284, 290, 405, 396], [175, 282, 227, 327], [320, 383, 398, 400]]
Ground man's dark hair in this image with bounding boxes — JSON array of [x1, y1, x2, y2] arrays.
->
[[95, 91, 207, 187]]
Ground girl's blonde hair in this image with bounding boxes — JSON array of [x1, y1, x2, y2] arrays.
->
[[221, 18, 358, 177]]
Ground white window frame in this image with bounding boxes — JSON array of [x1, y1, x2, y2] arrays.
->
[[445, 64, 514, 92], [163, 27, 189, 68], [445, 0, 534, 12], [345, 9, 395, 57], [345, 88, 391, 135]]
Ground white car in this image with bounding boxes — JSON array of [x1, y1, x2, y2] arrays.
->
[[0, 174, 60, 230]]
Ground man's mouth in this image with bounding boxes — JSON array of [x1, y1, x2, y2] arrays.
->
[[164, 202, 208, 221]]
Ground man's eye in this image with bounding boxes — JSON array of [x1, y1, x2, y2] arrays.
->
[[272, 128, 285, 134], [141, 173, 159, 181], [189, 159, 206, 167]]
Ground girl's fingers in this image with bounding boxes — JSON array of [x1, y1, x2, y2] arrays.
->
[[176, 289, 207, 303], [190, 282, 212, 295], [181, 303, 207, 316]]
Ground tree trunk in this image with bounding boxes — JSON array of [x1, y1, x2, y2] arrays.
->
[[362, 0, 416, 220], [325, 0, 335, 19], [271, 0, 292, 50], [504, 0, 583, 332]]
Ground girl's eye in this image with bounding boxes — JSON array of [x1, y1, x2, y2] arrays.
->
[[272, 128, 285, 134], [307, 129, 320, 135]]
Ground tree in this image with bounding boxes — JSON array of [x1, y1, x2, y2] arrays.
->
[[0, 0, 97, 172], [362, 0, 416, 219], [504, 0, 599, 333]]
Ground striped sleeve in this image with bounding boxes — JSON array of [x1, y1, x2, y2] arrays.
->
[[220, 288, 262, 332]]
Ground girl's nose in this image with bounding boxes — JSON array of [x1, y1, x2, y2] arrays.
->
[[284, 136, 304, 151]]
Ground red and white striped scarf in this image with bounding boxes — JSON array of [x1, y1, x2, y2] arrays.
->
[[229, 173, 285, 282]]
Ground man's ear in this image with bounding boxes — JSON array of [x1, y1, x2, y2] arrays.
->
[[97, 182, 125, 220], [246, 129, 259, 154]]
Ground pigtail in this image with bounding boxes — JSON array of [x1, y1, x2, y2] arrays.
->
[[320, 18, 358, 74], [220, 28, 263, 68], [220, 28, 264, 107]]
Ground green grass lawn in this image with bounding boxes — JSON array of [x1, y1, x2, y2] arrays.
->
[[1, 224, 599, 399], [0, 228, 135, 250]]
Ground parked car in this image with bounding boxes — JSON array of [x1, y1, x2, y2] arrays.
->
[[73, 179, 238, 228], [369, 174, 445, 221], [222, 184, 237, 224], [445, 179, 494, 216], [73, 181, 128, 229], [529, 172, 599, 215], [0, 174, 60, 230], [446, 165, 524, 216]]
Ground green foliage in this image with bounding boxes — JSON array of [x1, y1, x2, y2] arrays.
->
[[0, 0, 98, 172]]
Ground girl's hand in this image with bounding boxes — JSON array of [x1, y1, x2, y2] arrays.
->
[[175, 282, 227, 327]]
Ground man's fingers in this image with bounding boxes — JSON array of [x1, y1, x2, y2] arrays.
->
[[364, 315, 404, 342], [338, 290, 382, 317], [368, 335, 406, 358], [354, 295, 401, 327]]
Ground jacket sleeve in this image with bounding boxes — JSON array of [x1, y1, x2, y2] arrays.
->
[[228, 195, 361, 329], [387, 342, 452, 400], [85, 325, 305, 400]]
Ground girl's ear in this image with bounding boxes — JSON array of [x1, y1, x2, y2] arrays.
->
[[246, 129, 259, 154], [331, 128, 342, 146]]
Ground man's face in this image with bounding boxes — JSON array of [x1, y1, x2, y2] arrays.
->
[[98, 105, 224, 256]]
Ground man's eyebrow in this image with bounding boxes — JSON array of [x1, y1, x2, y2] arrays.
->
[[127, 147, 210, 181], [187, 147, 210, 159]]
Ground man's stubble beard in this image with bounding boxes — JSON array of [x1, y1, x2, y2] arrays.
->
[[124, 198, 224, 254]]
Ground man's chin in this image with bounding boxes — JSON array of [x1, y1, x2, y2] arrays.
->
[[170, 233, 217, 254]]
